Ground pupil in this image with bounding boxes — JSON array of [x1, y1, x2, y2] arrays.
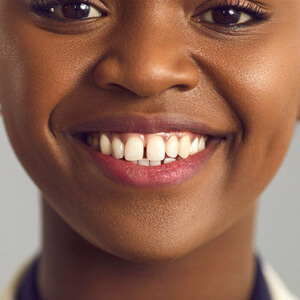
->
[[212, 8, 241, 24], [62, 3, 90, 19]]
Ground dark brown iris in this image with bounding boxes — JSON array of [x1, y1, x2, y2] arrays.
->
[[212, 8, 241, 24], [62, 3, 90, 19]]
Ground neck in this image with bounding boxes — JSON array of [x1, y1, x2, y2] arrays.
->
[[38, 198, 257, 300]]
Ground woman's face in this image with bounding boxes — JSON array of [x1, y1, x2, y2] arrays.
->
[[1, 0, 300, 262]]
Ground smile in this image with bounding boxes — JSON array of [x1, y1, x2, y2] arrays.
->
[[68, 114, 228, 188], [83, 131, 208, 166]]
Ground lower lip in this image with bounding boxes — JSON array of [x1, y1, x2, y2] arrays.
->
[[80, 138, 222, 188]]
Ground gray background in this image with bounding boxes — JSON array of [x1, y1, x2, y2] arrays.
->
[[1, 119, 299, 297]]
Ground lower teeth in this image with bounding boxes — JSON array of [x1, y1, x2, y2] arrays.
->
[[120, 157, 178, 166]]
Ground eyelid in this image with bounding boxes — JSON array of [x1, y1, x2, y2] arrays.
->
[[194, 0, 269, 17], [30, 0, 109, 21], [192, 0, 271, 28]]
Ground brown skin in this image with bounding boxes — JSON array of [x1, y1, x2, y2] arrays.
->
[[1, 0, 300, 299]]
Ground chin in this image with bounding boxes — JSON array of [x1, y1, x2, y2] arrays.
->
[[85, 221, 210, 265], [100, 241, 195, 264]]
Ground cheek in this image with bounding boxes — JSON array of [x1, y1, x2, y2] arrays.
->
[[0, 15, 96, 190], [215, 34, 300, 197], [0, 25, 83, 130]]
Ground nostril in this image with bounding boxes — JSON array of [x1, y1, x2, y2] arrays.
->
[[105, 83, 191, 98], [173, 84, 192, 92]]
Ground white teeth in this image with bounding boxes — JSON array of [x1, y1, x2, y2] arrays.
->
[[190, 137, 199, 155], [150, 160, 161, 166], [88, 132, 208, 162], [100, 134, 111, 155], [199, 136, 206, 152], [125, 136, 144, 161], [179, 135, 191, 159], [166, 135, 179, 158], [111, 136, 124, 159], [138, 159, 150, 166], [147, 135, 165, 161], [164, 158, 176, 164]]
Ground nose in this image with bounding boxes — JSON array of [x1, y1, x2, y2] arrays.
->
[[93, 23, 199, 98]]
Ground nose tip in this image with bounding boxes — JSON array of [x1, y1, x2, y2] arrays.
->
[[93, 51, 199, 98]]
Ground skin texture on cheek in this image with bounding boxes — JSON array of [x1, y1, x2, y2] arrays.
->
[[212, 38, 300, 194]]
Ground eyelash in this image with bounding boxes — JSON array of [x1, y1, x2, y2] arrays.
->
[[30, 0, 102, 21], [197, 0, 271, 27], [30, 0, 271, 27]]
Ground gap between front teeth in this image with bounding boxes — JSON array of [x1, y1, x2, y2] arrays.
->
[[86, 132, 207, 166]]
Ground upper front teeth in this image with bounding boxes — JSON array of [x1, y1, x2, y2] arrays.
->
[[147, 135, 165, 161], [166, 135, 179, 158], [125, 135, 144, 161], [85, 132, 207, 165]]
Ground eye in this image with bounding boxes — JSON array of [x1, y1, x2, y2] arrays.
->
[[199, 7, 252, 26], [193, 1, 272, 29], [51, 3, 101, 19], [31, 1, 107, 20]]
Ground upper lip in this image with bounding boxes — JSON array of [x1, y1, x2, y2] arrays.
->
[[66, 113, 230, 138]]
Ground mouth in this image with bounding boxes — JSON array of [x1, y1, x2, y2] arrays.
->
[[83, 131, 210, 165], [67, 114, 229, 188]]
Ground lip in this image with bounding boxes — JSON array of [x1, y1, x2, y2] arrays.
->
[[66, 114, 229, 138], [64, 113, 229, 188], [77, 137, 222, 188]]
